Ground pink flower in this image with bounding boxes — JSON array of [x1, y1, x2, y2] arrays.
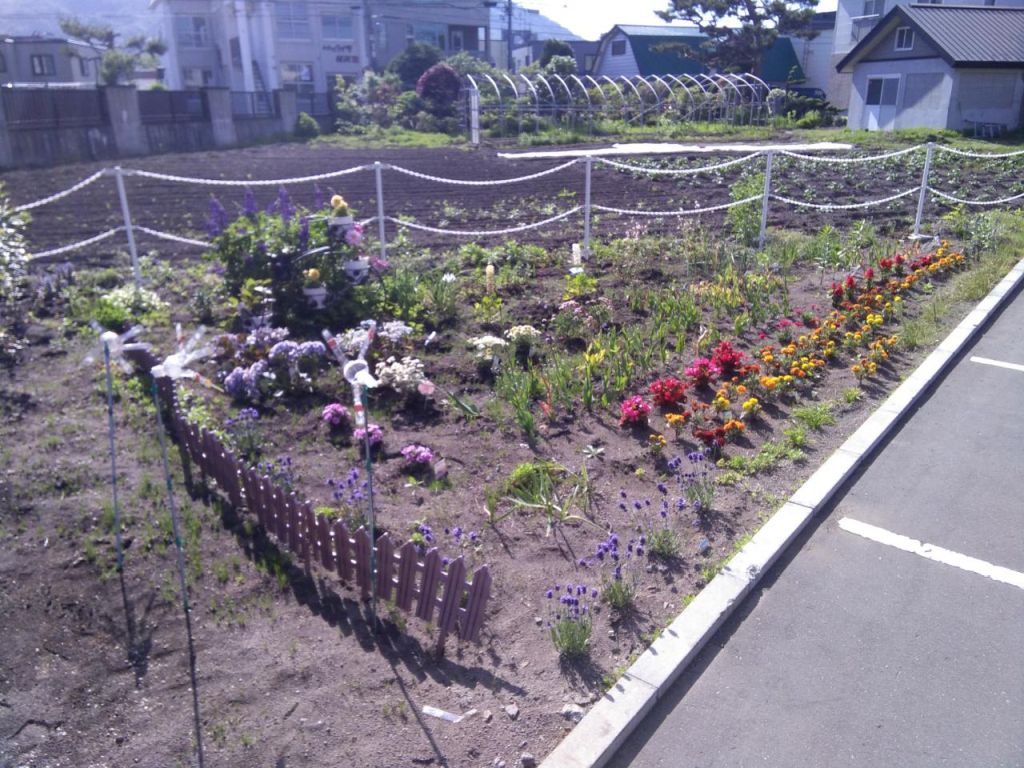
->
[[321, 402, 349, 427], [345, 223, 364, 246], [619, 395, 651, 427]]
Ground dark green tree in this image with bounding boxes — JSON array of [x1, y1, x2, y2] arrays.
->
[[538, 39, 574, 68], [657, 0, 816, 75], [387, 42, 443, 89], [59, 16, 166, 85]]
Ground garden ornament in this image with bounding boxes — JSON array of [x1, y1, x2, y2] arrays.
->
[[151, 324, 220, 390], [82, 322, 149, 372]]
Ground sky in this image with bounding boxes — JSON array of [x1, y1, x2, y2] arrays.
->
[[518, 0, 838, 41]]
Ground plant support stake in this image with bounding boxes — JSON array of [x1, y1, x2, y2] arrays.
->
[[102, 339, 126, 575], [758, 150, 774, 250], [583, 154, 593, 257], [150, 378, 206, 768], [112, 166, 141, 288], [374, 161, 387, 264], [913, 142, 934, 239]]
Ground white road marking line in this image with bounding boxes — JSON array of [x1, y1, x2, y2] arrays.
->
[[969, 355, 1024, 373], [838, 517, 1024, 591]]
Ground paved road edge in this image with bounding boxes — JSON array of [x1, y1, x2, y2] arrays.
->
[[539, 254, 1024, 768]]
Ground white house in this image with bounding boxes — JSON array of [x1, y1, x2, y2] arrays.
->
[[829, 0, 1024, 108], [837, 4, 1024, 132]]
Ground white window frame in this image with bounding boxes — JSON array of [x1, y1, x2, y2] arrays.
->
[[894, 26, 914, 51], [862, 0, 884, 17], [175, 16, 210, 48], [865, 75, 900, 106], [30, 54, 55, 76], [321, 13, 353, 41], [276, 2, 311, 41]]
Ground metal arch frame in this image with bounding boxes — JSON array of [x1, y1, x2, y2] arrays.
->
[[617, 75, 646, 121], [649, 75, 678, 108], [583, 74, 606, 104], [481, 73, 503, 104], [501, 72, 520, 99], [551, 73, 575, 103], [600, 75, 626, 119], [635, 75, 662, 110], [534, 73, 558, 105], [663, 74, 695, 118], [518, 74, 542, 130], [571, 74, 593, 109]]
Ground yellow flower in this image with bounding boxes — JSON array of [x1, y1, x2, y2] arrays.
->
[[330, 194, 348, 211], [304, 268, 320, 283]]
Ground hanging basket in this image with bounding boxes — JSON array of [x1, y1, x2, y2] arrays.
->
[[344, 258, 371, 284]]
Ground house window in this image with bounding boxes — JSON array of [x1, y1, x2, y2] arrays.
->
[[281, 62, 314, 92], [611, 39, 626, 56], [862, 0, 884, 16], [410, 22, 446, 49], [983, 0, 995, 5], [182, 67, 214, 87], [276, 2, 311, 40], [865, 76, 899, 106], [78, 57, 90, 77], [894, 27, 914, 51], [175, 16, 210, 47], [30, 54, 55, 76], [0, 51, 7, 74], [322, 14, 353, 40]]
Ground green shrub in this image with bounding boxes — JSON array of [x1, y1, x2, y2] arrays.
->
[[295, 111, 320, 139], [727, 173, 764, 247], [0, 184, 29, 307]]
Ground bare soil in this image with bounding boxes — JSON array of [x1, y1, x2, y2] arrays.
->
[[0, 138, 1011, 768]]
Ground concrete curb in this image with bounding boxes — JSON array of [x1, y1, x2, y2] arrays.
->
[[540, 254, 1024, 768]]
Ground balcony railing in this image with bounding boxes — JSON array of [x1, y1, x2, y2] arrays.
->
[[231, 90, 276, 118]]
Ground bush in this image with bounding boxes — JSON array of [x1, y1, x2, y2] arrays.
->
[[727, 173, 764, 247], [295, 111, 320, 138], [539, 39, 574, 68], [416, 62, 461, 117], [388, 42, 442, 89], [795, 109, 823, 129], [0, 185, 29, 308]]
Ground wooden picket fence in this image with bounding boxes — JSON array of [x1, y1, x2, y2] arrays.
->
[[130, 350, 492, 653]]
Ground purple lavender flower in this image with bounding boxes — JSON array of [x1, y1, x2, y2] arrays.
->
[[207, 195, 229, 238], [313, 183, 324, 210], [277, 186, 294, 222], [297, 216, 310, 253], [243, 188, 258, 219]]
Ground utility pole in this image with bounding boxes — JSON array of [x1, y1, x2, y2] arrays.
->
[[506, 0, 513, 71]]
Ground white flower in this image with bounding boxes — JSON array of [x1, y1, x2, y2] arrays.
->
[[467, 335, 508, 362], [505, 325, 541, 343], [441, 273, 456, 284], [374, 355, 426, 394]]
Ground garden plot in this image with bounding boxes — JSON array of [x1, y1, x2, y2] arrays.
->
[[2, 146, 1024, 767]]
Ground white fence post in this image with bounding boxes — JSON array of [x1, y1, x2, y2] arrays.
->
[[373, 161, 387, 263], [583, 155, 593, 257], [113, 166, 141, 287], [758, 150, 774, 250], [913, 141, 934, 239], [469, 89, 481, 146]]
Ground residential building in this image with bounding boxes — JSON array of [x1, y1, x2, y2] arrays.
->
[[0, 35, 99, 87], [591, 24, 805, 87], [837, 4, 1024, 132], [829, 0, 1024, 107], [486, 3, 581, 70], [152, 0, 489, 97], [788, 12, 836, 95]]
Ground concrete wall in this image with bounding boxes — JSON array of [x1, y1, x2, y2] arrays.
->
[[949, 69, 1024, 132], [790, 29, 836, 95], [0, 86, 299, 170]]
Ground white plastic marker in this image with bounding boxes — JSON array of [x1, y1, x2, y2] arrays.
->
[[839, 517, 1024, 590]]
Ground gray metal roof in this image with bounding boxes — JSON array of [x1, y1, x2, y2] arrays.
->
[[902, 4, 1024, 64]]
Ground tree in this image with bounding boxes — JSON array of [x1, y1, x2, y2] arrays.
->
[[59, 16, 166, 86], [657, 0, 816, 75], [387, 42, 443, 90], [538, 39, 574, 69]]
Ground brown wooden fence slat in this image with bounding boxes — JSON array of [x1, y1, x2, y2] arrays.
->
[[375, 533, 394, 602], [317, 513, 334, 571], [334, 521, 352, 582], [287, 495, 301, 553], [416, 549, 443, 622], [435, 557, 467, 653], [272, 487, 288, 543], [298, 502, 313, 575], [458, 566, 492, 642], [395, 542, 418, 611], [354, 527, 372, 599]]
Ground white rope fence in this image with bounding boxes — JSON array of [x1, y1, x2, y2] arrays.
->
[[385, 206, 582, 237], [770, 187, 919, 211], [593, 195, 761, 217], [19, 142, 1024, 271], [594, 153, 760, 175], [13, 170, 107, 212]]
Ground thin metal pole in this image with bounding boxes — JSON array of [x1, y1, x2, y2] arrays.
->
[[758, 150, 774, 250], [583, 155, 593, 257], [470, 88, 481, 146], [113, 166, 141, 288], [151, 379, 206, 768], [103, 341, 125, 575], [913, 142, 934, 239], [373, 161, 387, 263], [361, 385, 378, 629]]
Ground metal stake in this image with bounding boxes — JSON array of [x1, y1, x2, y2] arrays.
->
[[102, 341, 126, 574], [913, 142, 934, 239], [374, 161, 387, 264], [758, 150, 774, 250], [151, 379, 205, 768], [361, 385, 378, 629], [583, 155, 593, 257], [113, 166, 141, 288]]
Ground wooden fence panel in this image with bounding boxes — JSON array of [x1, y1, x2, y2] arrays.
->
[[317, 513, 334, 571], [334, 521, 352, 582], [375, 533, 394, 602], [436, 556, 467, 651], [287, 495, 301, 553], [459, 566, 493, 642], [416, 549, 443, 623], [395, 542, 419, 612], [354, 528, 372, 599]]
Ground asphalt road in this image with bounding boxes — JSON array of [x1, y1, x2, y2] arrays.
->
[[608, 286, 1024, 768]]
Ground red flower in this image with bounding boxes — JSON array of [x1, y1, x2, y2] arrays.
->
[[650, 377, 689, 407]]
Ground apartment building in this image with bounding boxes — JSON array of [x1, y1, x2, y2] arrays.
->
[[153, 0, 489, 95]]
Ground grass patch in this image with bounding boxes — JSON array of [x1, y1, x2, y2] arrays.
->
[[792, 402, 836, 431], [721, 440, 806, 476], [313, 127, 463, 149]]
